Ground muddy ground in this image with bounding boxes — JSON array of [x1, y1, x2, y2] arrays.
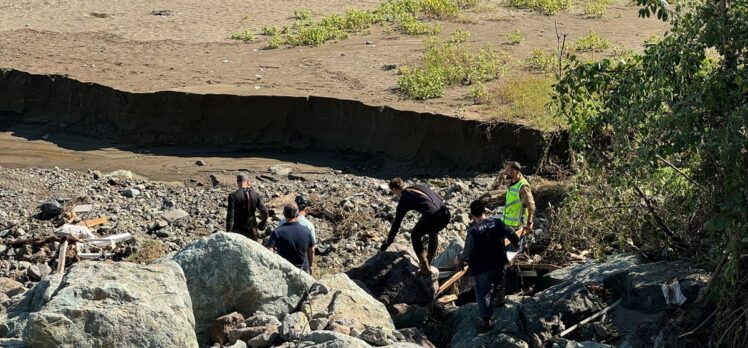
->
[[0, 0, 668, 123]]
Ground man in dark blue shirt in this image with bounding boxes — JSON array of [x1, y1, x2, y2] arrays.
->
[[266, 203, 315, 274], [456, 200, 520, 330]]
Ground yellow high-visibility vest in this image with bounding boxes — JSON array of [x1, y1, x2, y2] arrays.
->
[[502, 177, 529, 228]]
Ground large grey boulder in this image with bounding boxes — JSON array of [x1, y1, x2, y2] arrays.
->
[[171, 232, 315, 342], [297, 331, 421, 348], [447, 297, 528, 347], [605, 259, 707, 313], [302, 273, 395, 331], [346, 244, 437, 308], [24, 261, 197, 348]]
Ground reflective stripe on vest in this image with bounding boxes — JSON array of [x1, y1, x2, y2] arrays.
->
[[502, 177, 529, 228]]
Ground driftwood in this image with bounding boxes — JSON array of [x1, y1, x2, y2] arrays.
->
[[560, 298, 622, 337], [436, 266, 469, 296], [436, 294, 458, 305], [56, 240, 68, 274]]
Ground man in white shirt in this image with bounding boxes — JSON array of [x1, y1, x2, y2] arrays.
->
[[279, 195, 316, 244]]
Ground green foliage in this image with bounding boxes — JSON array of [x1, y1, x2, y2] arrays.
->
[[643, 34, 661, 46], [526, 49, 558, 73], [583, 0, 611, 18], [573, 30, 611, 51], [553, 0, 748, 344], [294, 9, 312, 21], [261, 25, 279, 36], [468, 82, 489, 104], [229, 30, 255, 42], [450, 28, 471, 43], [506, 29, 524, 44], [398, 66, 447, 99], [506, 0, 572, 15], [493, 74, 558, 128], [251, 0, 471, 48], [398, 37, 506, 99]]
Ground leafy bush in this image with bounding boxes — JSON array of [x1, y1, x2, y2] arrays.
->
[[468, 82, 489, 104], [398, 66, 447, 99], [573, 30, 611, 51], [450, 28, 471, 43], [554, 0, 748, 344], [253, 0, 470, 48], [294, 9, 312, 21], [492, 74, 557, 128], [261, 25, 279, 36], [398, 37, 506, 99], [526, 49, 558, 73], [583, 0, 611, 18], [506, 29, 524, 44], [230, 30, 255, 42], [506, 0, 572, 15]]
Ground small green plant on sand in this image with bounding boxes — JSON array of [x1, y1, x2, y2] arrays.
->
[[468, 82, 490, 104], [398, 37, 506, 99], [261, 25, 279, 36], [506, 0, 572, 15], [506, 29, 524, 44], [294, 9, 312, 21], [526, 48, 558, 73], [450, 29, 472, 43], [230, 30, 255, 42], [583, 0, 612, 18], [574, 30, 611, 51]]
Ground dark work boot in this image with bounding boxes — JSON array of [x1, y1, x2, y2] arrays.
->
[[492, 289, 506, 307]]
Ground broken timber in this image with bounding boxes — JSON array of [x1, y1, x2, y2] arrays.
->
[[436, 266, 469, 297], [559, 298, 622, 337], [78, 216, 107, 228]]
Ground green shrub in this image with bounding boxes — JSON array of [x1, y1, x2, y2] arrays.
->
[[644, 34, 661, 46], [506, 29, 524, 44], [583, 0, 611, 18], [266, 35, 283, 49], [526, 48, 557, 73], [261, 25, 279, 36], [230, 30, 255, 42], [343, 9, 378, 31], [506, 0, 572, 15], [450, 29, 471, 43], [574, 30, 611, 51], [398, 66, 447, 99], [294, 9, 312, 21], [468, 82, 490, 104], [419, 0, 461, 18], [399, 37, 506, 99]]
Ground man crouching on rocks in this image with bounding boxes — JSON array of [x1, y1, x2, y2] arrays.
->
[[266, 203, 316, 274], [455, 200, 519, 331], [226, 174, 268, 241]]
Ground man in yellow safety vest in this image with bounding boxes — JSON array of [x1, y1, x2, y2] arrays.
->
[[501, 162, 535, 249]]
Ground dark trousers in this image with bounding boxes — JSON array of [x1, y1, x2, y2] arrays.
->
[[473, 268, 505, 320], [231, 227, 259, 241], [411, 207, 451, 255]]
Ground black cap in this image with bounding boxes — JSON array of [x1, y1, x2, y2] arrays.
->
[[236, 174, 249, 181], [295, 195, 310, 210]]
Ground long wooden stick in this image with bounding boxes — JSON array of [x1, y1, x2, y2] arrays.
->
[[56, 240, 68, 274], [560, 298, 622, 337], [436, 266, 469, 296]]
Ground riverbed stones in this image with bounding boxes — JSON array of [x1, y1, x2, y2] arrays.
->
[[280, 311, 310, 341], [171, 232, 314, 343], [24, 260, 197, 347]]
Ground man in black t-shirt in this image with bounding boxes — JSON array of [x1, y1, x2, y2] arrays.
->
[[266, 203, 315, 274], [455, 200, 520, 331]]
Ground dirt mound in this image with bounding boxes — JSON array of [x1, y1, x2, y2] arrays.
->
[[0, 69, 568, 174]]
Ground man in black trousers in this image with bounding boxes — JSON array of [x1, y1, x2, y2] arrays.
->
[[226, 174, 268, 241]]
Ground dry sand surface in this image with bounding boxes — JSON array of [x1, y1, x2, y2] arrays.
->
[[0, 0, 669, 122]]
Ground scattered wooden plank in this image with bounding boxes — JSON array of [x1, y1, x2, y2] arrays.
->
[[72, 204, 93, 213], [560, 298, 622, 337], [436, 294, 458, 305], [436, 266, 469, 296], [78, 252, 114, 259], [56, 240, 68, 274], [78, 216, 107, 228], [85, 233, 133, 248]]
